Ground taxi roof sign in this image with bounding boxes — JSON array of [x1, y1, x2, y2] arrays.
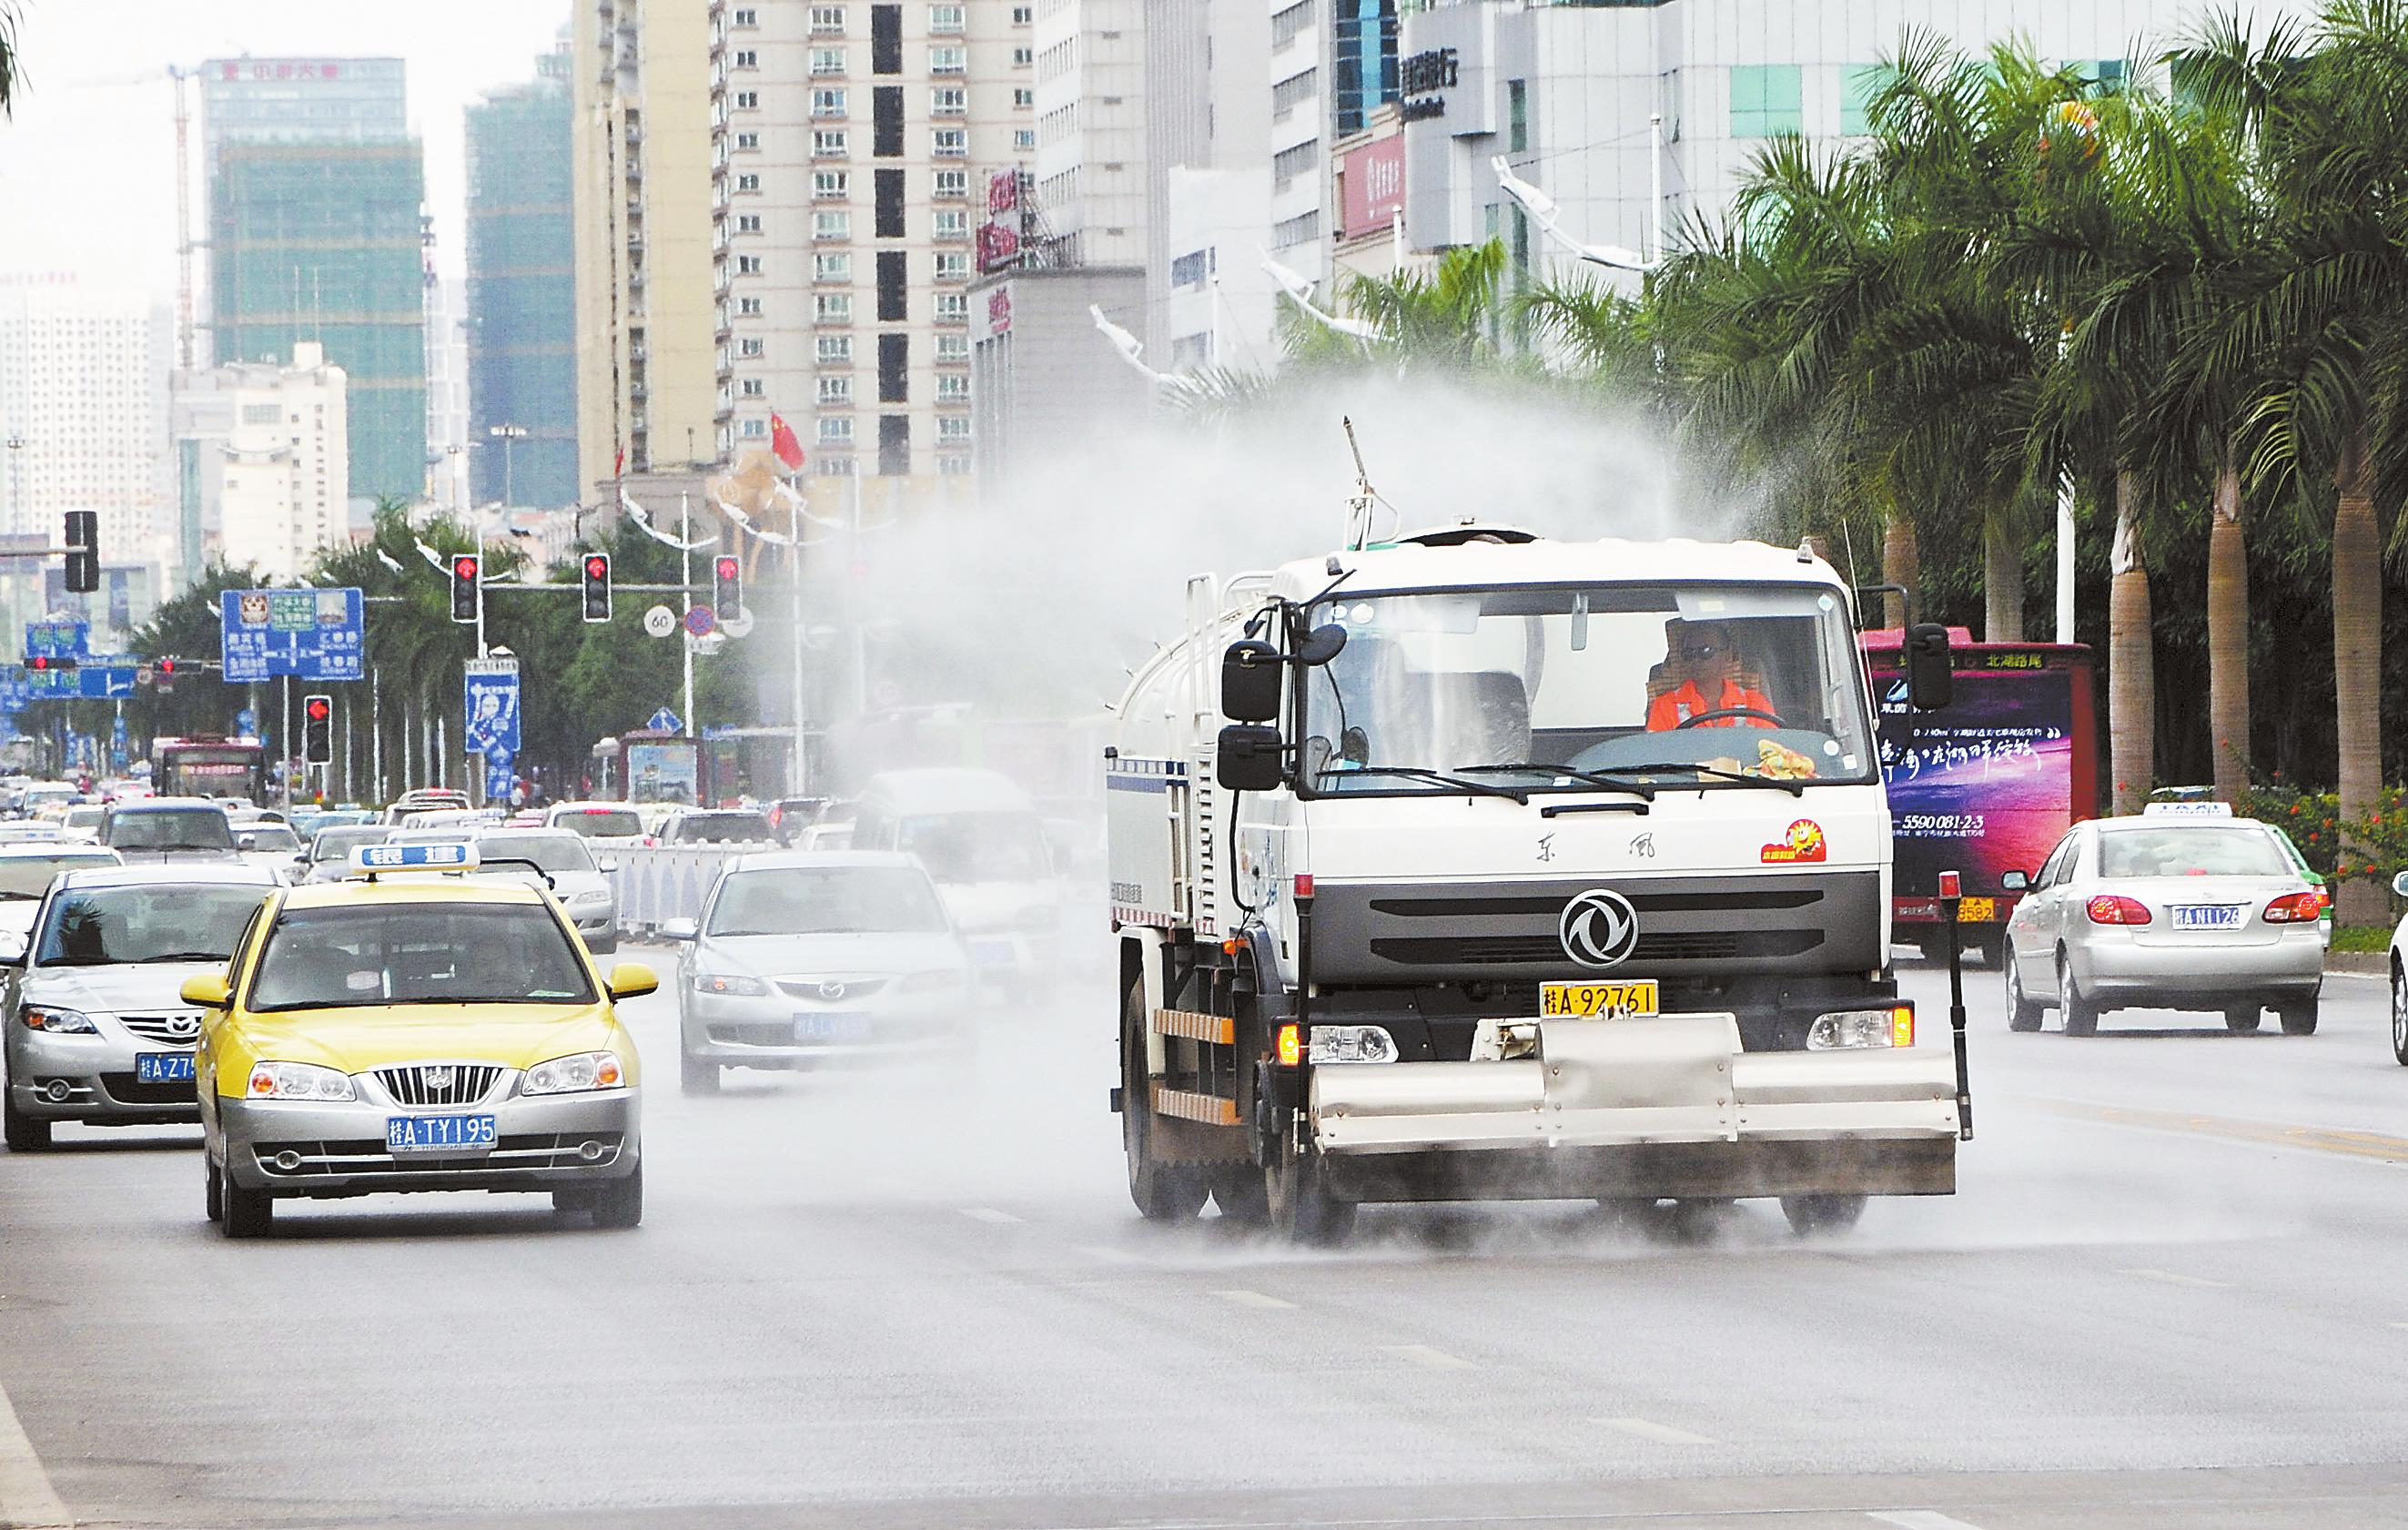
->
[[2142, 801, 2233, 819], [350, 840, 479, 877]]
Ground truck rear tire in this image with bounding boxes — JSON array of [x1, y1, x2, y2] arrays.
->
[[1122, 988, 1206, 1221], [1209, 1166, 1270, 1224], [1781, 1193, 1867, 1236]]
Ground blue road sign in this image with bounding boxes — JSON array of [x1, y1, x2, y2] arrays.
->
[[24, 621, 88, 661], [220, 588, 365, 683], [485, 751, 517, 801], [24, 656, 139, 700], [0, 677, 30, 715], [463, 663, 521, 758], [236, 707, 258, 737], [646, 706, 681, 733]]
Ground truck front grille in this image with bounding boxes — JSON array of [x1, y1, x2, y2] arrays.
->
[[1370, 929, 1821, 967]]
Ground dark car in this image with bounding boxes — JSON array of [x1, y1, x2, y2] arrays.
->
[[663, 810, 775, 845], [98, 798, 239, 862], [767, 797, 828, 846]]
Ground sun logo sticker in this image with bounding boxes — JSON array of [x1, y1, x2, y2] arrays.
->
[[1762, 819, 1826, 864]]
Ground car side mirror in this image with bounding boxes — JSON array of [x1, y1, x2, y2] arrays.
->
[[605, 961, 659, 1000], [658, 917, 698, 941], [2393, 870, 2408, 900], [1216, 724, 1285, 792], [1906, 622, 1953, 711], [179, 972, 231, 1008], [597, 856, 620, 873], [1220, 639, 1283, 723], [2000, 869, 2030, 893], [0, 930, 25, 965], [236, 832, 258, 851]]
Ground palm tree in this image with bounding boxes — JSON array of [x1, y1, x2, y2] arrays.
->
[[0, 2, 21, 117]]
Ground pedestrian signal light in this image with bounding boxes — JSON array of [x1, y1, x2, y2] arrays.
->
[[582, 552, 612, 623], [713, 554, 744, 624], [450, 553, 481, 623], [302, 694, 334, 765]]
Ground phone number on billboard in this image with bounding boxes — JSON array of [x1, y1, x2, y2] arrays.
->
[[1897, 813, 1987, 836]]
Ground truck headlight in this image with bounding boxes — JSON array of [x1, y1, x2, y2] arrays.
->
[[248, 1061, 356, 1100], [691, 972, 768, 997], [1309, 1024, 1398, 1065], [523, 1051, 626, 1095], [1807, 1007, 1915, 1050], [20, 1005, 97, 1034]]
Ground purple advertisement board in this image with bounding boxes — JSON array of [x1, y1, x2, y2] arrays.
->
[[1877, 665, 2080, 910]]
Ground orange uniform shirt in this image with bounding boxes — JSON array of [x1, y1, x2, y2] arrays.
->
[[1646, 677, 1776, 731]]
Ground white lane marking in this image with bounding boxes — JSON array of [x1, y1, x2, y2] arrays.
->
[[1869, 1513, 1989, 1530], [958, 1207, 1023, 1224], [0, 1376, 70, 1529], [1380, 1343, 1475, 1371], [2119, 1267, 2232, 1290], [1211, 1288, 1296, 1310], [1593, 1415, 1715, 1445]]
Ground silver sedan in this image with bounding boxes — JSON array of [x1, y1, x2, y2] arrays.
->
[[2002, 816, 2326, 1036]]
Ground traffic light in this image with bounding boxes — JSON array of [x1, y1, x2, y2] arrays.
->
[[62, 510, 98, 595], [581, 552, 612, 623], [302, 694, 334, 765], [156, 656, 176, 695], [22, 654, 76, 674], [450, 553, 481, 623], [713, 554, 744, 623]]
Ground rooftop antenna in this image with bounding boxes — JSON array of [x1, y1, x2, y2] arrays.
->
[[1343, 416, 1379, 552]]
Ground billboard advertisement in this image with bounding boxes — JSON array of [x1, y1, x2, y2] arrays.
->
[[1340, 134, 1406, 240]]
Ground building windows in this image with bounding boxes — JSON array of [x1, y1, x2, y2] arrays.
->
[[875, 167, 906, 235], [732, 6, 759, 24], [939, 455, 971, 477], [810, 5, 846, 34], [736, 213, 764, 234], [876, 250, 908, 319], [936, 373, 968, 401], [1507, 78, 1527, 152], [1012, 45, 1032, 66], [934, 208, 968, 238], [1013, 127, 1036, 151], [812, 47, 847, 76], [1010, 4, 1032, 22], [1730, 64, 1803, 137], [819, 416, 855, 444], [1272, 210, 1319, 247], [931, 86, 966, 115], [1169, 248, 1209, 287], [929, 4, 966, 33], [734, 89, 761, 109], [818, 456, 856, 476], [1271, 0, 1312, 52], [819, 374, 854, 404], [933, 127, 967, 157], [1839, 65, 1887, 136], [1271, 139, 1317, 186], [879, 415, 911, 475], [741, 378, 766, 398], [811, 87, 847, 117], [815, 251, 855, 282], [814, 208, 853, 239], [737, 296, 764, 316], [936, 416, 971, 442], [818, 334, 854, 363], [871, 4, 901, 72], [934, 291, 967, 320], [1331, 0, 1398, 135], [814, 168, 850, 198], [735, 130, 760, 149], [874, 85, 905, 155], [814, 129, 850, 157], [739, 337, 765, 358], [1272, 68, 1317, 121], [934, 250, 968, 280], [935, 332, 968, 362], [735, 172, 761, 192], [815, 292, 855, 323], [877, 333, 908, 400], [930, 45, 966, 75], [1014, 86, 1034, 107], [733, 48, 759, 69], [736, 254, 764, 274], [934, 167, 967, 198], [742, 418, 768, 438]]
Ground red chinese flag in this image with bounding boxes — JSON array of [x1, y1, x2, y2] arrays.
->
[[770, 411, 806, 471]]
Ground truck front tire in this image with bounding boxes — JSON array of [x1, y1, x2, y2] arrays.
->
[[1264, 1116, 1354, 1244], [1122, 988, 1206, 1221]]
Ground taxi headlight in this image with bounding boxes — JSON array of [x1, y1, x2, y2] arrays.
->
[[21, 1005, 97, 1034], [247, 1061, 356, 1100], [572, 889, 612, 907], [691, 971, 768, 997], [1309, 1024, 1399, 1065], [523, 1051, 626, 1095], [1807, 1007, 1916, 1050]]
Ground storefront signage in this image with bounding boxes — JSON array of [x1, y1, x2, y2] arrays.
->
[[1400, 46, 1456, 120]]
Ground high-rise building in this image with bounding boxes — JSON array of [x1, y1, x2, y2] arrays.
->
[[170, 340, 351, 583], [1145, 0, 1281, 372], [200, 57, 427, 506], [423, 271, 472, 515], [706, 0, 1035, 480], [0, 276, 173, 638], [573, 0, 720, 502], [467, 40, 578, 509]]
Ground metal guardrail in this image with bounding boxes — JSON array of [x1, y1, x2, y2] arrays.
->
[[603, 841, 781, 931]]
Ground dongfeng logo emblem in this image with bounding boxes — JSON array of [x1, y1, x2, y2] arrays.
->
[[1558, 888, 1641, 968]]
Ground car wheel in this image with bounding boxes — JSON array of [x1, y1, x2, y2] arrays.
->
[[2225, 1005, 2263, 1034], [2393, 965, 2408, 1066], [2, 1089, 51, 1152], [590, 1164, 643, 1230], [1121, 987, 1206, 1221], [2005, 955, 2042, 1032], [1780, 1193, 1867, 1236], [679, 1049, 721, 1096], [2058, 951, 2099, 1037], [220, 1177, 274, 1239], [2279, 998, 2319, 1037], [205, 1151, 224, 1222]]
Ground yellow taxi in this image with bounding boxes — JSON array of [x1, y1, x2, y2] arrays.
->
[[183, 841, 656, 1238]]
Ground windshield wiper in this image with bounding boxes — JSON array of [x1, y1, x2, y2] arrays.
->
[[1459, 763, 1657, 802], [1314, 765, 1530, 805], [138, 950, 229, 963], [0, 891, 39, 902], [1619, 761, 1807, 798]]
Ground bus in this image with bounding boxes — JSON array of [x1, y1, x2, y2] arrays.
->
[[153, 735, 268, 804]]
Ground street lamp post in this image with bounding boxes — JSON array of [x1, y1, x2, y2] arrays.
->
[[488, 423, 527, 507]]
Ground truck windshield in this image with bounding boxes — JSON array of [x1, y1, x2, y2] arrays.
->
[[1301, 583, 1875, 795]]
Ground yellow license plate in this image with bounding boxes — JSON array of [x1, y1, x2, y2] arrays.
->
[[1539, 980, 1661, 1018], [1956, 897, 1997, 923]]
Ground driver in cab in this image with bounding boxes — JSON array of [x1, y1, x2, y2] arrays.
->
[[1646, 621, 1777, 731]]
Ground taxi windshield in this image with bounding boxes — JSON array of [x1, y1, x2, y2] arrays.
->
[[1300, 583, 1874, 795], [246, 904, 595, 1010], [35, 884, 265, 967], [2098, 827, 2292, 878]]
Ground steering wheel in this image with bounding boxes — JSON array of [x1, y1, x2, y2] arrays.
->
[[1674, 707, 1786, 729]]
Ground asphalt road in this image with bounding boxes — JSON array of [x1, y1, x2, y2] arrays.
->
[[6, 945, 2408, 1529]]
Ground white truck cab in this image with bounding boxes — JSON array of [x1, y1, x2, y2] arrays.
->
[[1107, 525, 1965, 1240]]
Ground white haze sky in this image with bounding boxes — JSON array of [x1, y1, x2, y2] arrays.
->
[[0, 0, 571, 295]]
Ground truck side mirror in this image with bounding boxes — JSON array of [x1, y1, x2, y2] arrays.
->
[[1906, 622, 1953, 712], [1220, 640, 1283, 722], [2000, 869, 2030, 893], [1294, 623, 1349, 667], [1216, 724, 1285, 791]]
